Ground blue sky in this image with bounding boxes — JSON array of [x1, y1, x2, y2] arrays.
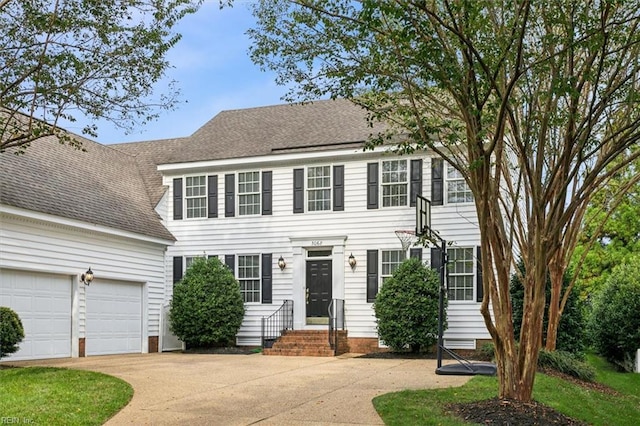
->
[[72, 1, 287, 144]]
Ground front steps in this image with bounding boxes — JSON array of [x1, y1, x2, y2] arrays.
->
[[263, 330, 349, 357]]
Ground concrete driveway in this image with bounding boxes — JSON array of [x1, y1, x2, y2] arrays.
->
[[6, 353, 470, 425]]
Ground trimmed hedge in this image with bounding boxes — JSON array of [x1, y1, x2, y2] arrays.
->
[[373, 257, 443, 352], [1, 306, 25, 358], [588, 261, 640, 372], [169, 257, 245, 348]]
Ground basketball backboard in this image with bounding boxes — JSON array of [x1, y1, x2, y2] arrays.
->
[[416, 194, 431, 236]]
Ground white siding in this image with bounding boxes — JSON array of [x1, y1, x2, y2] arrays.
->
[[0, 212, 167, 351], [164, 151, 490, 345]]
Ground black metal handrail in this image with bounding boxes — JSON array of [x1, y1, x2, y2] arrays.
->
[[261, 300, 293, 349], [328, 299, 345, 353]]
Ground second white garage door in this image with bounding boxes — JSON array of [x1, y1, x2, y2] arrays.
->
[[85, 279, 142, 356]]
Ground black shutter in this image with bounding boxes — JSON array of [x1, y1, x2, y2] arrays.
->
[[367, 163, 379, 209], [410, 248, 422, 260], [173, 256, 183, 284], [431, 247, 443, 286], [261, 253, 273, 304], [262, 171, 273, 215], [410, 159, 423, 207], [333, 165, 344, 211], [207, 175, 218, 218], [431, 158, 444, 206], [173, 178, 183, 220], [366, 250, 378, 303], [476, 246, 484, 302], [225, 255, 235, 272], [225, 174, 235, 217], [293, 168, 304, 213]]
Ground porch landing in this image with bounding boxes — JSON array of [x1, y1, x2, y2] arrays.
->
[[263, 330, 349, 357]]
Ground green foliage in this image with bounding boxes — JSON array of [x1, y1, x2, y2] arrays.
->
[[538, 349, 596, 382], [373, 258, 443, 352], [0, 306, 25, 358], [588, 261, 640, 372], [170, 257, 245, 348], [510, 261, 586, 356], [0, 0, 200, 153]]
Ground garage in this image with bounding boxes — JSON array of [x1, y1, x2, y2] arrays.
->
[[0, 269, 72, 361], [85, 279, 143, 355]]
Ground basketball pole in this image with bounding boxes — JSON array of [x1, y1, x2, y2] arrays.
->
[[437, 238, 447, 370]]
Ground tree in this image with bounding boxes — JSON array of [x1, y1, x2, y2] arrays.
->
[[0, 306, 25, 359], [170, 257, 245, 348], [1, 0, 200, 154], [248, 1, 640, 401], [373, 258, 442, 353], [588, 260, 640, 372]]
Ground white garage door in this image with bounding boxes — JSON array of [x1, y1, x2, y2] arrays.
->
[[0, 269, 72, 361], [85, 280, 142, 355]]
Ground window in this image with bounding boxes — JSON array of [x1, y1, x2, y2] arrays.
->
[[447, 247, 474, 300], [185, 176, 206, 218], [381, 250, 406, 283], [446, 165, 473, 203], [382, 160, 408, 207], [238, 255, 260, 303], [307, 166, 331, 211], [238, 171, 260, 216]]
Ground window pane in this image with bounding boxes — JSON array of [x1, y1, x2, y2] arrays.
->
[[381, 160, 407, 207], [447, 247, 474, 301], [307, 166, 331, 211], [185, 175, 207, 218], [238, 172, 260, 215], [381, 250, 405, 277], [238, 255, 260, 303]]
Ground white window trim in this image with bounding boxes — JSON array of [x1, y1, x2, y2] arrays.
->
[[381, 249, 406, 284], [237, 254, 261, 304], [381, 159, 408, 208], [185, 175, 207, 219], [306, 165, 332, 212], [238, 171, 261, 216], [445, 164, 473, 204], [446, 247, 475, 302]]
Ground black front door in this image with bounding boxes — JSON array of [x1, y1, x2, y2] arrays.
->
[[306, 259, 332, 318]]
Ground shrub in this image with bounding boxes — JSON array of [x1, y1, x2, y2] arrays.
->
[[373, 257, 443, 352], [588, 261, 640, 372], [538, 349, 596, 382], [1, 306, 25, 359], [510, 260, 586, 356], [169, 257, 245, 348]]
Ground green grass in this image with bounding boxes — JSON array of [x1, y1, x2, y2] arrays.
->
[[0, 367, 133, 425], [373, 355, 640, 426]]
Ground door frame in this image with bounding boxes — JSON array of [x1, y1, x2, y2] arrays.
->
[[289, 236, 347, 330]]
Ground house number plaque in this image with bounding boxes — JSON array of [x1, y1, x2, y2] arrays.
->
[[311, 240, 323, 246]]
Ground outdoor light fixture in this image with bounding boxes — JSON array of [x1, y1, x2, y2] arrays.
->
[[81, 267, 94, 286], [348, 253, 356, 270], [278, 255, 286, 271]]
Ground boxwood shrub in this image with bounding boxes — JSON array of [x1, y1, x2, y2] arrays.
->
[[0, 306, 25, 359]]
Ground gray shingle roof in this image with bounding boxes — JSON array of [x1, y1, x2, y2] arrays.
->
[[112, 99, 385, 204], [0, 135, 175, 242]]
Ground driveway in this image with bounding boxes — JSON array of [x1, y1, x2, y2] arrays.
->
[[6, 353, 470, 425]]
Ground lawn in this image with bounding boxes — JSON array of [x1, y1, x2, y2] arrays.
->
[[0, 367, 133, 425], [373, 355, 640, 426]]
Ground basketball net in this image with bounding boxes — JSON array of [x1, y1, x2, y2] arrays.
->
[[395, 230, 416, 252]]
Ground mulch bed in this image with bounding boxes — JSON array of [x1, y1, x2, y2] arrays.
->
[[445, 397, 589, 425]]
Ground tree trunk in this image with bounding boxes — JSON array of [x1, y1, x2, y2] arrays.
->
[[546, 252, 565, 351]]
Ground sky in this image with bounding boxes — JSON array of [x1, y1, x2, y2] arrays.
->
[[69, 1, 288, 145]]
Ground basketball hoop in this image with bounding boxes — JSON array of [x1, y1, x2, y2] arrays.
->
[[395, 230, 416, 252]]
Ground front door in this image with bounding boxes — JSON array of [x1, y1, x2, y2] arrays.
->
[[306, 259, 332, 322]]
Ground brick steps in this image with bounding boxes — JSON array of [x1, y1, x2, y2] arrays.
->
[[263, 330, 349, 357]]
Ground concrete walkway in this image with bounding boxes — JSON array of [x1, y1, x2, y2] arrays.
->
[[6, 353, 470, 425]]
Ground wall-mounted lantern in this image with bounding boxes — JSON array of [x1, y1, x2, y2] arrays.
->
[[348, 253, 357, 270], [278, 255, 286, 271], [81, 267, 94, 285]]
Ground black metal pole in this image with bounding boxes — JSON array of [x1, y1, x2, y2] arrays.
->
[[437, 239, 446, 369]]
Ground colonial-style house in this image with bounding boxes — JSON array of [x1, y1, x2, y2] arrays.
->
[[1, 99, 490, 361]]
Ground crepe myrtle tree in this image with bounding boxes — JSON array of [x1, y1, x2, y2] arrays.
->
[[247, 0, 640, 401], [0, 0, 200, 154]]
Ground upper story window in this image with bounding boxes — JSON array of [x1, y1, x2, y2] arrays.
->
[[447, 247, 474, 301], [238, 254, 260, 303], [307, 166, 331, 211], [185, 176, 207, 218], [381, 160, 408, 207], [381, 250, 406, 283], [446, 165, 473, 203], [238, 171, 261, 216]]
